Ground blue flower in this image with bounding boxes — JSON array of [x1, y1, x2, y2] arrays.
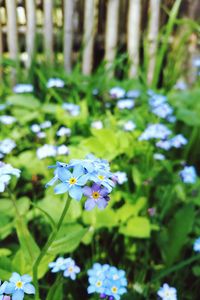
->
[[117, 99, 135, 110], [13, 84, 33, 94], [149, 94, 167, 107], [89, 171, 114, 193], [153, 153, 165, 160], [179, 166, 197, 184], [157, 283, 177, 300], [63, 258, 80, 280], [7, 273, 35, 300], [87, 263, 127, 300], [151, 103, 173, 119], [49, 257, 69, 273], [83, 183, 109, 210], [54, 165, 88, 200], [193, 237, 200, 252], [0, 281, 12, 300], [139, 124, 172, 141], [109, 87, 125, 99], [0, 162, 21, 193], [46, 78, 65, 88], [170, 134, 187, 148]]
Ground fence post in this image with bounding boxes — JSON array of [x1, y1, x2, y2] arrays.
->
[[63, 0, 75, 73], [105, 0, 120, 75], [25, 0, 36, 68], [44, 0, 54, 64], [5, 0, 18, 84], [82, 0, 98, 75], [147, 0, 160, 85], [127, 0, 141, 78]]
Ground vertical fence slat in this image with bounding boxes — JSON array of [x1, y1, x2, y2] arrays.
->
[[44, 0, 54, 64], [147, 0, 160, 84], [82, 0, 97, 75], [105, 0, 120, 73], [5, 0, 18, 84], [0, 14, 2, 79], [127, 0, 141, 78], [63, 0, 75, 73], [25, 0, 36, 68]]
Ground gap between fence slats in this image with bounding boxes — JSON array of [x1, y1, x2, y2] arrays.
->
[[147, 0, 160, 85], [105, 0, 120, 75], [25, 0, 36, 68], [82, 0, 98, 75], [43, 0, 54, 64], [63, 0, 75, 73], [127, 0, 141, 78]]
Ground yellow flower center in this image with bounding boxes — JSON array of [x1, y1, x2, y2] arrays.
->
[[98, 175, 104, 180], [96, 281, 102, 287], [111, 286, 118, 293], [68, 267, 74, 273], [92, 191, 100, 199], [16, 281, 23, 289], [69, 177, 77, 185]]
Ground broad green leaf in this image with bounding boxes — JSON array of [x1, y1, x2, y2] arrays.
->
[[160, 204, 194, 266], [7, 94, 41, 109], [46, 280, 63, 300], [0, 248, 12, 256], [15, 218, 40, 270], [0, 257, 13, 280], [48, 224, 88, 255], [119, 217, 151, 238], [83, 208, 119, 229], [116, 197, 147, 223]]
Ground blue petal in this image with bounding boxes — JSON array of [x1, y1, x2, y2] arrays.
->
[[9, 272, 21, 283], [69, 186, 82, 201], [77, 174, 89, 186], [21, 274, 32, 283], [54, 183, 69, 194], [85, 199, 96, 210], [87, 285, 96, 294], [72, 165, 84, 177], [57, 167, 71, 182], [23, 283, 35, 294], [2, 282, 15, 294], [12, 290, 24, 300], [45, 175, 58, 187]]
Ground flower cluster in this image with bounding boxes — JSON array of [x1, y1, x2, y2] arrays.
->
[[139, 124, 172, 141], [157, 283, 177, 300], [0, 139, 16, 158], [123, 120, 136, 131], [0, 272, 35, 300], [30, 121, 52, 139], [156, 134, 187, 150], [91, 121, 103, 130], [109, 87, 140, 100], [56, 126, 71, 137], [87, 263, 127, 300], [0, 162, 20, 192], [36, 144, 69, 159], [179, 166, 197, 184], [49, 257, 80, 280], [46, 154, 114, 210]]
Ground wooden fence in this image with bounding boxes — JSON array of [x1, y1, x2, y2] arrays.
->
[[0, 0, 199, 83]]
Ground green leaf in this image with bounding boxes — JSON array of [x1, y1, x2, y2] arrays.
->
[[0, 257, 13, 280], [15, 218, 40, 271], [46, 279, 63, 300], [176, 108, 200, 126], [83, 208, 119, 229], [0, 248, 12, 256], [48, 224, 87, 255], [7, 94, 41, 109], [160, 204, 194, 266], [116, 197, 147, 223], [119, 217, 151, 238]]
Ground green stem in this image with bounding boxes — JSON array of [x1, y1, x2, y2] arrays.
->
[[33, 196, 72, 300], [153, 254, 200, 281]]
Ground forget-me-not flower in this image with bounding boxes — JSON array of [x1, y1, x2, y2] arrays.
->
[[157, 283, 177, 300], [109, 87, 125, 99], [49, 257, 70, 273], [63, 258, 80, 280], [179, 166, 197, 184], [193, 237, 200, 252], [46, 78, 65, 88], [83, 183, 109, 210], [117, 99, 135, 110], [0, 116, 16, 125], [7, 272, 35, 300], [13, 84, 33, 94], [0, 162, 21, 192]]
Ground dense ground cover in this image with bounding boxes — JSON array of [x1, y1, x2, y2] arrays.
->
[[0, 68, 200, 300]]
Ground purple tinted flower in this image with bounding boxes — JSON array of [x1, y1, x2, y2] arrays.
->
[[83, 183, 109, 210]]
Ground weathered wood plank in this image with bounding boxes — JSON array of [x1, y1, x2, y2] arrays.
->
[[82, 0, 98, 75], [25, 0, 36, 68], [63, 0, 75, 73], [127, 0, 141, 78], [105, 0, 120, 73], [43, 0, 54, 64]]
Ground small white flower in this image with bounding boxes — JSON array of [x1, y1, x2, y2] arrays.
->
[[117, 99, 135, 110], [13, 84, 33, 93], [30, 124, 41, 133], [46, 78, 65, 88], [0, 162, 21, 192], [36, 144, 57, 159], [37, 132, 46, 139], [91, 121, 103, 130], [62, 103, 80, 116], [157, 283, 177, 300], [113, 171, 128, 184], [123, 120, 136, 131], [0, 139, 16, 154], [153, 153, 165, 160], [109, 87, 126, 99], [57, 145, 69, 155], [0, 115, 16, 125], [56, 127, 71, 137], [126, 90, 140, 98], [40, 121, 52, 129]]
